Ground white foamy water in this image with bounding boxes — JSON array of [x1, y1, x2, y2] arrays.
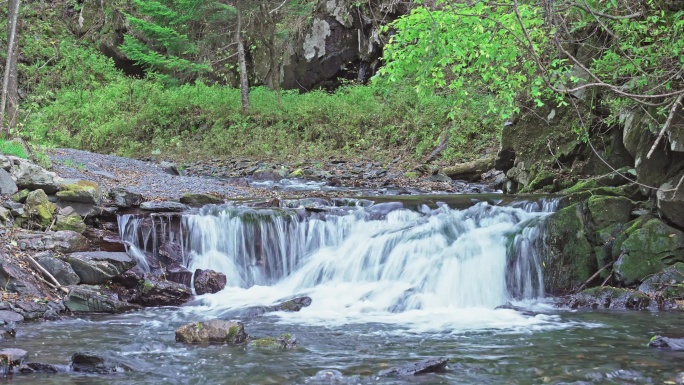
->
[[121, 199, 564, 331]]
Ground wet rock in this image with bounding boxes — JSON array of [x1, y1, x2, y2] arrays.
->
[[614, 218, 684, 286], [648, 336, 684, 350], [37, 253, 80, 286], [0, 310, 24, 323], [238, 296, 312, 317], [23, 189, 58, 229], [140, 201, 188, 212], [158, 242, 183, 265], [0, 348, 28, 375], [248, 334, 298, 350], [109, 187, 143, 208], [53, 206, 87, 234], [494, 304, 538, 317], [19, 362, 66, 373], [193, 269, 227, 295], [112, 267, 145, 289], [543, 204, 595, 294], [567, 287, 650, 310], [166, 264, 192, 287], [312, 369, 345, 382], [63, 286, 140, 313], [378, 357, 449, 376], [587, 195, 633, 228], [180, 193, 222, 206], [56, 179, 102, 204], [71, 352, 132, 373], [133, 277, 192, 306], [0, 168, 17, 195], [13, 300, 50, 321], [638, 262, 684, 299], [175, 319, 248, 344], [65, 251, 135, 285], [15, 163, 61, 194]]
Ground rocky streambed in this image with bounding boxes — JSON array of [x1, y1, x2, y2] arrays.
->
[[2, 149, 684, 383]]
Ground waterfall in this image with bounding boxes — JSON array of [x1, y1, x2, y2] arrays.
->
[[119, 198, 557, 316]]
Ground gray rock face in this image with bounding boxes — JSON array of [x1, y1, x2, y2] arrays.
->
[[193, 269, 227, 295], [15, 163, 61, 194], [0, 168, 17, 195], [140, 201, 188, 212], [657, 173, 684, 228], [63, 286, 140, 313], [65, 251, 135, 284], [109, 187, 143, 208], [0, 259, 47, 297], [37, 254, 80, 286], [175, 320, 248, 344], [0, 310, 24, 323], [566, 287, 650, 310]]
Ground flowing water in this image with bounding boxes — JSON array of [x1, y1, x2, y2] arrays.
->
[[7, 197, 684, 384]]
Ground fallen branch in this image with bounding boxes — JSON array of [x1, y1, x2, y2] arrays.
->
[[647, 93, 684, 159], [577, 260, 614, 293], [26, 254, 68, 294]]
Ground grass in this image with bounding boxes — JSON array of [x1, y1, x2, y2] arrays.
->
[[0, 139, 27, 158]]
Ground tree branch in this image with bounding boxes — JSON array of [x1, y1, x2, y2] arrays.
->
[[647, 93, 684, 159]]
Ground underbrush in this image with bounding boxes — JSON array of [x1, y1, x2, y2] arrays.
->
[[22, 45, 500, 162]]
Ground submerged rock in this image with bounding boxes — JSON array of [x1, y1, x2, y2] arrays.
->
[[175, 320, 248, 344], [19, 362, 66, 373], [566, 287, 650, 310], [248, 334, 298, 350], [648, 336, 684, 351], [378, 357, 449, 376], [64, 251, 135, 285], [193, 269, 226, 295], [71, 352, 132, 373]]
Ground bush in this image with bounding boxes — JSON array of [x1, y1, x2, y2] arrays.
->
[[0, 139, 27, 158]]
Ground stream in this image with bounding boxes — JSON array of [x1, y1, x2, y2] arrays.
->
[[5, 195, 684, 384]]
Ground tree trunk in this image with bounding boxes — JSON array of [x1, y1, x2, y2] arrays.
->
[[236, 6, 249, 114], [1, 0, 21, 138]]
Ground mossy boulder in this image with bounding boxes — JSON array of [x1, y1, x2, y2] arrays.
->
[[248, 334, 297, 350], [614, 218, 684, 286], [544, 204, 595, 294], [11, 189, 29, 203], [566, 287, 650, 310], [587, 195, 632, 229], [56, 180, 102, 204], [175, 320, 248, 344], [24, 189, 58, 229], [638, 262, 684, 299], [53, 206, 86, 234], [179, 193, 223, 206]]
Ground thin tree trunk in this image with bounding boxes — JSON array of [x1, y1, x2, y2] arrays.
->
[[1, 0, 21, 138], [236, 5, 249, 114]]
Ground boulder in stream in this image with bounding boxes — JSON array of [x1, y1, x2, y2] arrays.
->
[[193, 269, 226, 295], [248, 334, 298, 350], [133, 277, 192, 307], [175, 319, 248, 344], [19, 362, 67, 374], [71, 352, 132, 373], [64, 286, 140, 313], [237, 296, 312, 317], [378, 357, 449, 376], [648, 336, 684, 351], [566, 287, 650, 310]]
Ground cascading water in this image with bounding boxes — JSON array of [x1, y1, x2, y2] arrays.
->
[[119, 198, 559, 330]]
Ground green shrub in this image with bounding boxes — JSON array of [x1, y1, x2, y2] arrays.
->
[[0, 139, 27, 158]]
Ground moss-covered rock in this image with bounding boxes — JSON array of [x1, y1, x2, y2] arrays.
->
[[588, 196, 632, 228], [24, 189, 58, 229], [248, 334, 298, 350], [179, 193, 223, 206], [11, 189, 29, 203], [56, 180, 102, 204], [175, 320, 248, 344], [53, 206, 87, 234], [614, 218, 684, 286], [544, 204, 595, 294], [566, 287, 650, 309], [638, 262, 684, 300]]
